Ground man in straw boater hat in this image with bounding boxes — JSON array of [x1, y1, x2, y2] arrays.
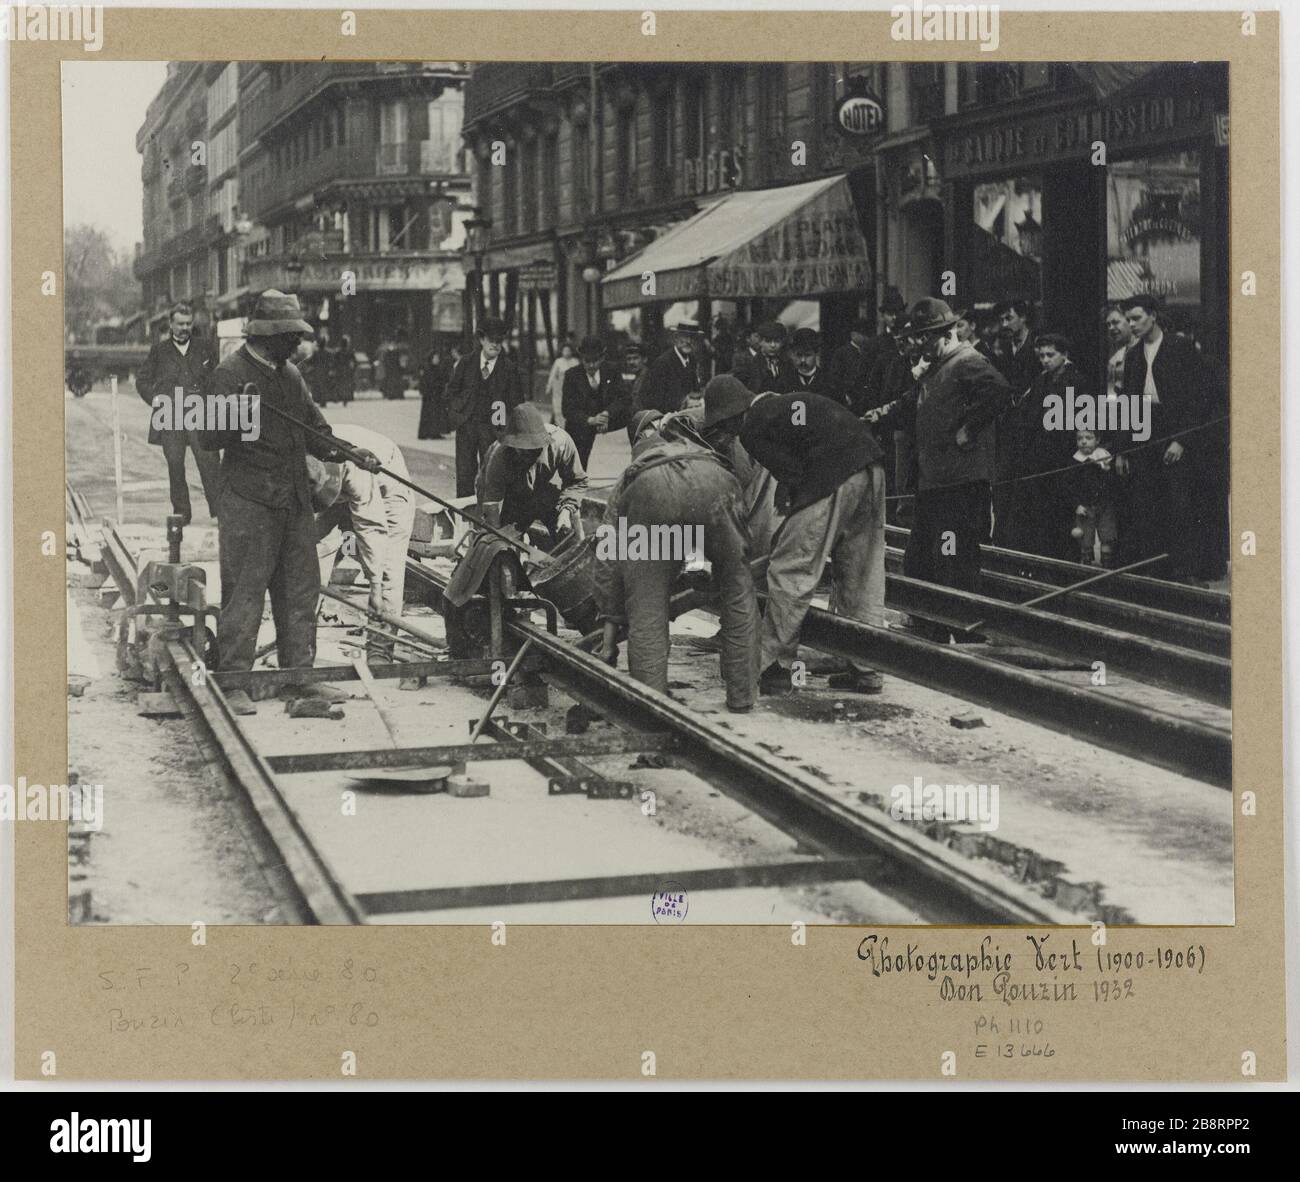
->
[[197, 289, 381, 715], [869, 298, 1010, 628], [476, 402, 589, 549], [639, 318, 706, 413]]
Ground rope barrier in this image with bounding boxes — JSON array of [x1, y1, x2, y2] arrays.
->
[[882, 415, 1228, 502]]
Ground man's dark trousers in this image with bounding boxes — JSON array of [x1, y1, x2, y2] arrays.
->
[[902, 480, 991, 594], [161, 429, 221, 521], [455, 418, 497, 498], [217, 486, 320, 671]]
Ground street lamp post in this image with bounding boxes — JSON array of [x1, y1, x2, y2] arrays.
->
[[463, 209, 491, 338]]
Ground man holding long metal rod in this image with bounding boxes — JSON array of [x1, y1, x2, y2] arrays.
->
[[197, 290, 381, 716]]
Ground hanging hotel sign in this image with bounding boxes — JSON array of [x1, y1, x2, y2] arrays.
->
[[835, 92, 885, 139], [939, 92, 1216, 180]]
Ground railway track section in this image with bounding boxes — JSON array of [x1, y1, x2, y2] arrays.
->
[[76, 499, 1077, 927]]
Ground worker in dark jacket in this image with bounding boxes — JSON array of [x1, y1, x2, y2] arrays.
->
[[136, 301, 221, 523], [196, 290, 380, 715], [445, 316, 527, 497], [560, 336, 631, 467], [639, 320, 705, 413], [872, 299, 1010, 611], [741, 390, 887, 695], [1115, 294, 1217, 579]]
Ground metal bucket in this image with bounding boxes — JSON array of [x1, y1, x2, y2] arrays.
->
[[528, 533, 599, 635]]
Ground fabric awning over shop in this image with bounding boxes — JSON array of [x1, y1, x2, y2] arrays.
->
[[601, 174, 872, 309]]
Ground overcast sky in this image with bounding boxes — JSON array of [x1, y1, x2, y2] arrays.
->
[[62, 61, 169, 254]]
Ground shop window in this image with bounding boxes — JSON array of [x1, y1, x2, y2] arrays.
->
[[970, 174, 1044, 303], [1107, 151, 1201, 315]]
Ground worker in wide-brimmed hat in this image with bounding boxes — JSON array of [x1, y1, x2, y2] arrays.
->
[[195, 289, 381, 715], [476, 402, 588, 549], [639, 318, 706, 413], [870, 298, 1010, 629]]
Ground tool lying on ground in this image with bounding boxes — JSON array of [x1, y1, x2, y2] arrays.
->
[[319, 583, 445, 650], [467, 639, 535, 744], [347, 654, 451, 788], [259, 399, 551, 564], [957, 552, 1170, 635]]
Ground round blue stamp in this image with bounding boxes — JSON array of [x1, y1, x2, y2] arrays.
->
[[651, 884, 688, 924]]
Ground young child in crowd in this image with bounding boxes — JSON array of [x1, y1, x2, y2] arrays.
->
[[1068, 428, 1119, 566]]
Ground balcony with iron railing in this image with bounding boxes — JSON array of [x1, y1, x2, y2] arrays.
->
[[248, 140, 468, 220], [463, 63, 555, 128], [242, 60, 467, 143]]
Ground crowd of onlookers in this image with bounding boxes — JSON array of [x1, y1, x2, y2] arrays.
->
[[392, 286, 1229, 586]]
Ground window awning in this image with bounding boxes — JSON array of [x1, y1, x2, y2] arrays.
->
[[601, 174, 872, 309]]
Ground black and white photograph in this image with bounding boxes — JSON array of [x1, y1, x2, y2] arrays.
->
[[61, 56, 1232, 929]]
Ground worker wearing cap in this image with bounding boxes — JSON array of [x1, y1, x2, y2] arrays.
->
[[872, 298, 1010, 607], [594, 411, 757, 712], [312, 424, 415, 662], [639, 320, 705, 413], [445, 316, 527, 498], [696, 375, 779, 562], [740, 389, 887, 695], [561, 336, 631, 467], [196, 289, 380, 715], [477, 402, 589, 549]]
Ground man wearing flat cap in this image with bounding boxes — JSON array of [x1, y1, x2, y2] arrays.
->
[[477, 402, 589, 548], [560, 336, 631, 468], [639, 319, 705, 413], [445, 315, 527, 498], [197, 289, 380, 715]]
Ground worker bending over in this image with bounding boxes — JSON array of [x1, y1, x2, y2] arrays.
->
[[477, 403, 589, 549], [312, 424, 415, 662], [594, 410, 757, 713], [740, 389, 887, 695]]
